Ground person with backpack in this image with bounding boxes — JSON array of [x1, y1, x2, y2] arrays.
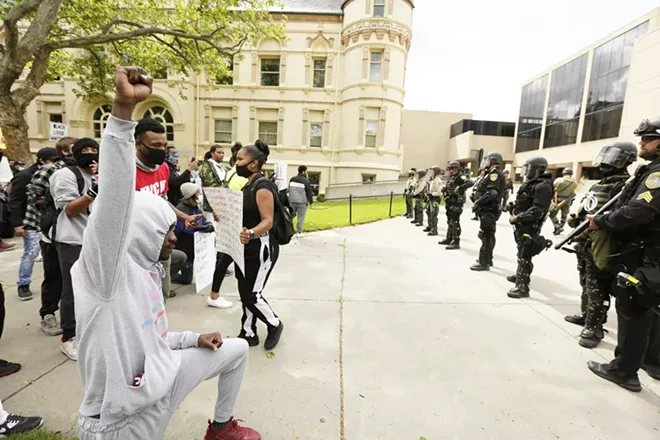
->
[[234, 140, 285, 350], [9, 147, 59, 302], [48, 138, 99, 360], [26, 137, 76, 336], [288, 165, 314, 238], [201, 144, 234, 309]]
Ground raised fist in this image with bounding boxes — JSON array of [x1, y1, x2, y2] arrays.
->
[[114, 66, 153, 106]]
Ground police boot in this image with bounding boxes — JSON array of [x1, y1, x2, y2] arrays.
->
[[474, 259, 493, 267], [411, 219, 418, 224], [553, 226, 564, 236], [427, 230, 438, 236], [470, 263, 490, 272], [446, 241, 460, 250], [564, 313, 586, 326], [507, 285, 530, 299], [579, 327, 604, 349], [588, 361, 642, 392], [506, 275, 517, 284], [416, 222, 424, 227], [438, 238, 451, 245], [423, 226, 431, 232]]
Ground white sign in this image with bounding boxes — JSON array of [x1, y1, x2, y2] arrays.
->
[[274, 163, 288, 191], [49, 122, 68, 142], [204, 187, 245, 275], [193, 231, 216, 294]]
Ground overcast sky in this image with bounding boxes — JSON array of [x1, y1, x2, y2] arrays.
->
[[404, 0, 659, 122]]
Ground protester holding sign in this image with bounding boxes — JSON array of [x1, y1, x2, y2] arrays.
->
[[234, 140, 284, 350], [75, 66, 259, 440]]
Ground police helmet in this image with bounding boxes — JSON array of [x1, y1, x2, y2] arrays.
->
[[522, 157, 548, 179], [633, 117, 660, 138], [417, 168, 427, 178], [408, 169, 416, 177], [562, 167, 573, 175], [479, 152, 503, 170], [593, 141, 637, 170], [447, 160, 460, 169], [431, 165, 442, 175]]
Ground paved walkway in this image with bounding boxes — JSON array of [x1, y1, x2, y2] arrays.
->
[[2, 214, 660, 439]]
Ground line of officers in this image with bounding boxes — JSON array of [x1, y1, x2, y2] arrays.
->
[[403, 117, 660, 394]]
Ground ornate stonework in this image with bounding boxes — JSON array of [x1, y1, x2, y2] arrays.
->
[[342, 20, 412, 50]]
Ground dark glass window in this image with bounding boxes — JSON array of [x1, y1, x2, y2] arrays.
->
[[515, 75, 548, 153], [582, 21, 649, 142], [260, 58, 280, 87], [544, 54, 588, 148], [450, 120, 515, 138]]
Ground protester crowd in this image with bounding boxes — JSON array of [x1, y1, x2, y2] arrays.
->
[[0, 66, 309, 439]]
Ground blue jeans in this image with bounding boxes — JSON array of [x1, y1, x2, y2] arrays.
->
[[17, 229, 41, 286]]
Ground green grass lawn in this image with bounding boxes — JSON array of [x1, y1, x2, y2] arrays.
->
[[302, 196, 407, 232]]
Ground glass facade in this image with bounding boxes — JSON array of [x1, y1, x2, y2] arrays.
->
[[582, 21, 649, 142], [544, 54, 588, 148], [515, 75, 547, 153], [450, 119, 515, 139]]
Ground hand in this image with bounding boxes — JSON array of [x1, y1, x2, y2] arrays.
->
[[184, 214, 201, 230], [14, 226, 25, 237], [240, 227, 251, 244], [86, 182, 99, 200], [188, 158, 199, 172], [509, 215, 518, 225], [114, 66, 153, 107], [89, 160, 98, 175], [198, 332, 223, 351], [588, 215, 599, 231]]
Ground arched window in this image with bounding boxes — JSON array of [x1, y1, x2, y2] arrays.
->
[[93, 104, 112, 138], [143, 106, 174, 142]]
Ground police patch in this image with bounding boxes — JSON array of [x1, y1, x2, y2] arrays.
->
[[645, 172, 660, 190], [490, 173, 498, 181], [637, 191, 654, 204]]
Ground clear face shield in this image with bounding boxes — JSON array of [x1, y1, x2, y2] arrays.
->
[[479, 157, 491, 170], [593, 146, 634, 169]]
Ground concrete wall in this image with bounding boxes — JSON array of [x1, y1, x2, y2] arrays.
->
[[449, 131, 514, 163], [325, 180, 406, 200], [400, 110, 471, 172]]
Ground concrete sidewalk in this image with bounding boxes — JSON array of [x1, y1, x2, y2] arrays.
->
[[1, 214, 660, 439]]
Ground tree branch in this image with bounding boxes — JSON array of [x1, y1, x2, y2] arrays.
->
[[10, 47, 51, 109], [16, 0, 62, 54], [151, 35, 192, 65], [3, 0, 43, 58]]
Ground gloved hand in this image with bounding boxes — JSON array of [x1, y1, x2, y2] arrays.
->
[[86, 183, 98, 200], [509, 215, 518, 225]]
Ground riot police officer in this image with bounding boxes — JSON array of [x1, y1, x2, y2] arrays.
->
[[506, 157, 553, 298], [404, 170, 417, 219], [549, 168, 578, 235], [439, 161, 473, 250], [411, 169, 427, 227], [563, 141, 636, 348], [470, 168, 486, 221], [471, 153, 506, 271], [426, 166, 443, 236], [587, 117, 660, 392]]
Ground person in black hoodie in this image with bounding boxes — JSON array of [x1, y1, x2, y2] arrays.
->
[[166, 146, 198, 206], [9, 147, 59, 301], [506, 157, 554, 298]]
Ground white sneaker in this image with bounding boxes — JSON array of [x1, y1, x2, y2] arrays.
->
[[207, 296, 233, 309], [61, 337, 78, 361], [296, 233, 304, 238]]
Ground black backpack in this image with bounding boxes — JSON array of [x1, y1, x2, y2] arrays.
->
[[253, 177, 294, 246], [40, 166, 85, 240]]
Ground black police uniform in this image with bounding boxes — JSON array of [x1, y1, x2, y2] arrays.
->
[[440, 173, 473, 248], [590, 158, 660, 385], [473, 168, 506, 267], [508, 173, 553, 297]]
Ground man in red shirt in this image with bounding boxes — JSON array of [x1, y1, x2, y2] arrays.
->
[[134, 119, 192, 300]]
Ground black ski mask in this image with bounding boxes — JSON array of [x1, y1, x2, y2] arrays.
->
[[72, 137, 100, 170]]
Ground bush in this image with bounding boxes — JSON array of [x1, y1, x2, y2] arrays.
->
[[316, 194, 326, 202]]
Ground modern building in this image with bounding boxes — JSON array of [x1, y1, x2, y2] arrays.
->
[[14, 0, 415, 195], [513, 8, 660, 180]]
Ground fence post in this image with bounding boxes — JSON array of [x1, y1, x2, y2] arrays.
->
[[349, 194, 353, 225], [389, 191, 394, 218]]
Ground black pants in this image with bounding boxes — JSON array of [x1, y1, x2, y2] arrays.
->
[[575, 242, 588, 316], [405, 194, 413, 216], [477, 210, 499, 265], [612, 289, 654, 375], [211, 252, 234, 293], [56, 242, 81, 342], [39, 240, 62, 319], [236, 237, 280, 338], [501, 192, 510, 211], [414, 198, 424, 224], [445, 203, 463, 243], [0, 282, 5, 341], [583, 248, 612, 330], [644, 310, 660, 366]]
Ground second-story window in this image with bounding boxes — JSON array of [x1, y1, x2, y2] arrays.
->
[[370, 51, 382, 82], [373, 0, 385, 17], [260, 58, 280, 86], [313, 59, 327, 88]]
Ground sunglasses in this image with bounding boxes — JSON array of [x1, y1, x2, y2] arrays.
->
[[641, 136, 660, 143]]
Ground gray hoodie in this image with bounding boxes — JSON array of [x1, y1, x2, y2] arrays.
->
[[74, 116, 199, 425]]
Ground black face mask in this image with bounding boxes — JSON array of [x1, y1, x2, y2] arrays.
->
[[236, 163, 253, 178], [141, 145, 167, 165], [61, 155, 77, 166], [77, 153, 98, 170]]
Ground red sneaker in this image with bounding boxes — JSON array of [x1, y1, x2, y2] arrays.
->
[[204, 418, 261, 440], [0, 241, 16, 251]]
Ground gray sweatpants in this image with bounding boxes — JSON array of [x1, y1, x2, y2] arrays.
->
[[290, 202, 308, 234], [77, 338, 249, 440]]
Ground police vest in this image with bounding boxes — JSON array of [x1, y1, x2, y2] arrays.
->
[[577, 174, 628, 216], [555, 177, 577, 199], [514, 177, 553, 216]]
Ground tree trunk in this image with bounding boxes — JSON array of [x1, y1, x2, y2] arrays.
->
[[0, 99, 33, 163]]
